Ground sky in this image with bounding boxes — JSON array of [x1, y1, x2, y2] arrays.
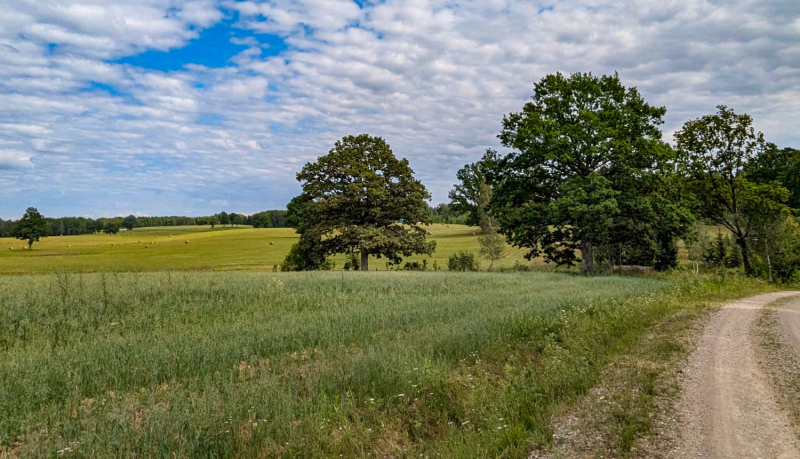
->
[[1, 0, 799, 219]]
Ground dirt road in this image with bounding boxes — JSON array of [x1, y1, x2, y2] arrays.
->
[[674, 291, 800, 459], [777, 296, 800, 356]]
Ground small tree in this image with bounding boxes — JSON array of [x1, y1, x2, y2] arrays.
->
[[478, 232, 505, 270], [448, 251, 479, 271], [103, 222, 120, 235], [449, 150, 499, 227], [475, 182, 506, 269], [14, 207, 51, 249], [122, 215, 137, 231]]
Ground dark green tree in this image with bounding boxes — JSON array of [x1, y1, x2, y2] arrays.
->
[[14, 207, 52, 249], [449, 150, 499, 227], [748, 147, 800, 210], [290, 134, 435, 271], [122, 215, 137, 231], [218, 212, 230, 226], [251, 212, 273, 228], [676, 106, 789, 275], [490, 72, 672, 272], [103, 222, 120, 234]]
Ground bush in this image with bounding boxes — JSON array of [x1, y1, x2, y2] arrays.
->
[[448, 251, 479, 271], [280, 236, 333, 271]]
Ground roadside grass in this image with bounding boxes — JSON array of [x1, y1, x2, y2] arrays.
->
[[0, 270, 767, 458], [755, 297, 800, 435], [0, 224, 537, 274], [532, 273, 775, 458]]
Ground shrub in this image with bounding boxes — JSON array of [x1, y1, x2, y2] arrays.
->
[[448, 251, 479, 271]]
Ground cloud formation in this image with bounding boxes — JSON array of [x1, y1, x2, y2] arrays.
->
[[0, 0, 798, 218]]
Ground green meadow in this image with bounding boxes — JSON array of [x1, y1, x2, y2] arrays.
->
[[0, 270, 663, 457], [0, 224, 535, 274], [0, 225, 771, 457]]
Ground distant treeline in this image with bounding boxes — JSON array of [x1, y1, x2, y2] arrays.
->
[[0, 210, 290, 237], [428, 204, 469, 225]]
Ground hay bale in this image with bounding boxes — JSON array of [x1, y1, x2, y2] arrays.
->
[[67, 245, 71, 248], [185, 240, 189, 244], [269, 241, 274, 245], [144, 245, 150, 249], [8, 247, 12, 250]]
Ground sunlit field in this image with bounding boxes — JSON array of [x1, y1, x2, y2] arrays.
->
[[0, 270, 673, 457], [0, 224, 536, 274]]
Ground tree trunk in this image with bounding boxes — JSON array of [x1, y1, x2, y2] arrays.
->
[[28, 240, 33, 249], [580, 240, 594, 273], [736, 237, 752, 275], [360, 250, 369, 271]]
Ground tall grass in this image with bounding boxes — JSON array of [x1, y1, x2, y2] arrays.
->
[[0, 271, 744, 457]]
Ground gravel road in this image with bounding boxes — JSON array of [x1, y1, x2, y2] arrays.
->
[[674, 291, 800, 459]]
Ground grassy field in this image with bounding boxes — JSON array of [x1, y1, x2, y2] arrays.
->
[[0, 223, 766, 457], [0, 224, 536, 274], [0, 270, 677, 457]]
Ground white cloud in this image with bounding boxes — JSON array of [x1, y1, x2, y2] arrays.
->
[[0, 150, 34, 169], [0, 0, 799, 217]]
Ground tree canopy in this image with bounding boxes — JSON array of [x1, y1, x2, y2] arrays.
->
[[13, 207, 51, 248], [448, 150, 499, 227], [285, 134, 435, 271], [488, 72, 684, 272], [676, 105, 789, 275]]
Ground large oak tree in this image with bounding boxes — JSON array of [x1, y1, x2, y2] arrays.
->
[[288, 134, 435, 271], [490, 72, 674, 272]]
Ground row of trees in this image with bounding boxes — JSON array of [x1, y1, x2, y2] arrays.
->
[[281, 72, 798, 282], [448, 73, 799, 280], [1, 210, 291, 243]]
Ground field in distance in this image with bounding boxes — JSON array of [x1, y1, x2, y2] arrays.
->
[[0, 224, 535, 274]]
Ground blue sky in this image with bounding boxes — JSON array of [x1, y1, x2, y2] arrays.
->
[[1, 0, 799, 219]]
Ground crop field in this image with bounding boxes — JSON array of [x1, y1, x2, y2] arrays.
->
[[0, 224, 536, 274], [0, 270, 679, 457]]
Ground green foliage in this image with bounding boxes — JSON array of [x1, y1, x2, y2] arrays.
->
[[748, 147, 800, 210], [291, 134, 435, 270], [13, 207, 51, 248], [122, 215, 137, 231], [490, 72, 682, 273], [250, 211, 273, 228], [449, 150, 499, 227], [751, 216, 800, 283], [280, 235, 333, 271], [702, 231, 742, 269], [103, 222, 120, 235], [343, 252, 360, 271], [428, 203, 469, 225], [448, 251, 479, 271], [676, 105, 790, 274]]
